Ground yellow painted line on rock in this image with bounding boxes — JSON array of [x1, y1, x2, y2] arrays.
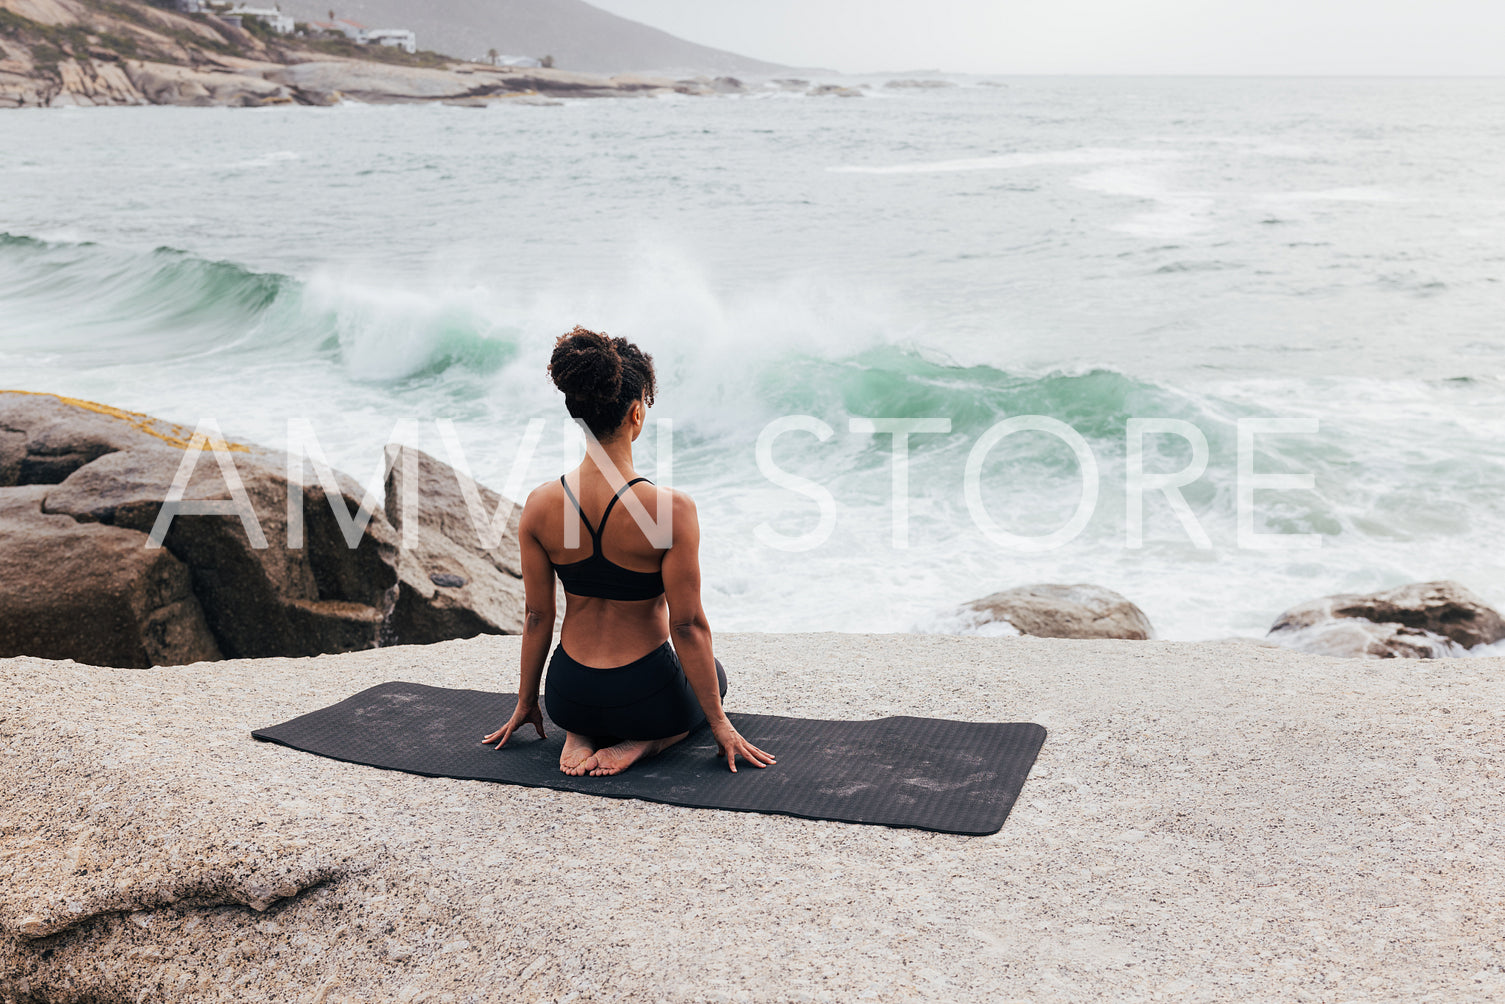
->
[[0, 390, 250, 453]]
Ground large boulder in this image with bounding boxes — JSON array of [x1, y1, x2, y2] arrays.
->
[[124, 60, 293, 107], [265, 60, 478, 103], [1267, 580, 1505, 659], [0, 486, 221, 667], [0, 391, 525, 666], [959, 583, 1155, 640], [382, 444, 525, 646], [35, 418, 398, 660]]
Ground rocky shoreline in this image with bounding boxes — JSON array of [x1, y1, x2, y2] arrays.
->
[[0, 0, 757, 108], [0, 391, 525, 666], [4, 390, 1504, 667]]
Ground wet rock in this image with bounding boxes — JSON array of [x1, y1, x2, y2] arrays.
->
[[674, 75, 744, 95], [1267, 580, 1505, 658], [807, 83, 863, 97], [960, 583, 1156, 640]]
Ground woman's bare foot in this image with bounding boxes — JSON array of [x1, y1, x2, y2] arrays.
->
[[559, 731, 598, 775], [579, 731, 689, 777]]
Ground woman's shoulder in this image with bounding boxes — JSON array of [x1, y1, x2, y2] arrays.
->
[[632, 480, 693, 511], [519, 478, 563, 526], [656, 485, 698, 532], [522, 478, 562, 506]]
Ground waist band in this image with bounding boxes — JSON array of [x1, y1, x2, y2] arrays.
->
[[546, 641, 681, 708]]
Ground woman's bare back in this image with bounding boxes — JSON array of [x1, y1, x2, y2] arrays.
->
[[532, 470, 672, 667]]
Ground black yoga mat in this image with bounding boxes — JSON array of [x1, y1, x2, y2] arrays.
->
[[252, 681, 1046, 836]]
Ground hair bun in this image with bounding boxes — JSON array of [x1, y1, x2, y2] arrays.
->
[[549, 326, 623, 405]]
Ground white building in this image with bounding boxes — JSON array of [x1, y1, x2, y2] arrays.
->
[[364, 28, 417, 54], [232, 6, 295, 33]]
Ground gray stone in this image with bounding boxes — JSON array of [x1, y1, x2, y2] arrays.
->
[[267, 60, 478, 102], [0, 486, 221, 668], [123, 60, 295, 107], [0, 429, 25, 486], [41, 444, 396, 659], [961, 583, 1156, 640], [382, 444, 525, 645], [0, 392, 520, 665], [0, 390, 184, 485], [1267, 580, 1505, 658]]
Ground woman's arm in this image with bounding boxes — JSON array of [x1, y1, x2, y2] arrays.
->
[[483, 486, 556, 748], [661, 490, 775, 772]]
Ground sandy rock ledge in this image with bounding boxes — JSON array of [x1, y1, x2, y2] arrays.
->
[[2, 633, 1503, 1002]]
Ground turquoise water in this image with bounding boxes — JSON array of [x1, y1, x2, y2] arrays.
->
[[2, 78, 1503, 638]]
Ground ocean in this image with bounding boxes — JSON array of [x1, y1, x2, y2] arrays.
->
[[3, 76, 1503, 640]]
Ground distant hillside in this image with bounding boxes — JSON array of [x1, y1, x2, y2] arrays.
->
[[0, 0, 716, 108], [276, 0, 792, 75]]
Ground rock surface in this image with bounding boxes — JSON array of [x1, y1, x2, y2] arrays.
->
[[960, 583, 1156, 640], [883, 78, 957, 89], [266, 60, 491, 103], [1267, 580, 1505, 659], [0, 391, 523, 665], [0, 485, 221, 667], [382, 444, 525, 646], [125, 60, 294, 107], [807, 82, 863, 97], [0, 0, 698, 108], [1, 633, 1502, 1001]]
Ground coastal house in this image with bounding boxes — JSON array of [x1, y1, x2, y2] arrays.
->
[[308, 18, 367, 42], [364, 28, 417, 54], [231, 6, 295, 33]]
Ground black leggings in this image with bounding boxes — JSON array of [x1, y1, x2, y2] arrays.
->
[[544, 641, 727, 741]]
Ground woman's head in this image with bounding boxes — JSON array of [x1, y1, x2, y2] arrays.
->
[[548, 326, 657, 440]]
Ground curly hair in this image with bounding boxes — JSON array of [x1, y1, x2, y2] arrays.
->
[[547, 325, 657, 438]]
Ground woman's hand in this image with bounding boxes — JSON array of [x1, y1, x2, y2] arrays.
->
[[708, 718, 776, 773], [482, 698, 546, 750]]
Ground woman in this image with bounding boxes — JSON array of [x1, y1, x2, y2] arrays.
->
[[483, 327, 776, 777]]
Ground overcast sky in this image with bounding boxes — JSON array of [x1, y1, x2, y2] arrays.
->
[[589, 0, 1505, 75]]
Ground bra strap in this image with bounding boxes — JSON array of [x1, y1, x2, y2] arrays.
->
[[597, 476, 653, 534], [558, 475, 598, 539]]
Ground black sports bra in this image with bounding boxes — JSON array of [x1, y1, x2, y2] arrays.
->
[[553, 475, 666, 601]]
